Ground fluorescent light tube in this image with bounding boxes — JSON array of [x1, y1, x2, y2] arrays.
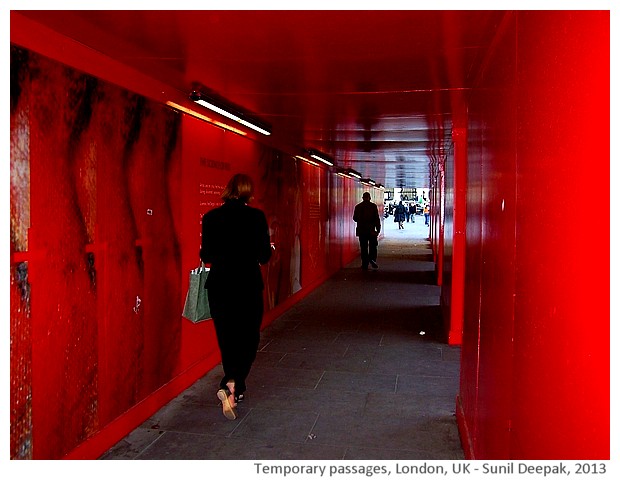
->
[[190, 92, 271, 136]]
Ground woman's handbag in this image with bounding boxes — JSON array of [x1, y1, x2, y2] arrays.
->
[[182, 266, 211, 323]]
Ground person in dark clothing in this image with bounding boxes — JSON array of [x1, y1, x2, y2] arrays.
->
[[353, 192, 382, 270], [200, 173, 272, 420], [394, 201, 406, 229], [408, 203, 416, 223]]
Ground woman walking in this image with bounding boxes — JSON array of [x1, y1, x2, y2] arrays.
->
[[394, 201, 406, 229], [200, 173, 273, 420]]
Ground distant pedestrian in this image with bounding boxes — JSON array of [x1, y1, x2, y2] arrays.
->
[[408, 203, 416, 223], [424, 204, 430, 225], [353, 192, 381, 270], [394, 201, 406, 229]]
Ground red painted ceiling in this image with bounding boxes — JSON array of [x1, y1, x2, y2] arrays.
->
[[17, 10, 504, 188]]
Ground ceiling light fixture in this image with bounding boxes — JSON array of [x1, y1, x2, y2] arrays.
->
[[335, 167, 355, 179], [346, 169, 362, 179], [165, 101, 247, 136], [189, 90, 272, 136], [306, 148, 335, 167]]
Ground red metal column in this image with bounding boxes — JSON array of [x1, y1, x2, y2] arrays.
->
[[436, 161, 445, 286], [448, 125, 467, 345]]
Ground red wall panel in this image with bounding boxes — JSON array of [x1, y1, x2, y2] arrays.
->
[[327, 174, 344, 271], [9, 40, 359, 459], [440, 119, 467, 347], [511, 11, 609, 459], [259, 149, 305, 313], [465, 12, 518, 459], [10, 46, 33, 459], [25, 54, 101, 459], [301, 162, 327, 287], [10, 50, 188, 458], [457, 11, 609, 460], [95, 89, 174, 425], [458, 108, 483, 459], [442, 152, 455, 311]]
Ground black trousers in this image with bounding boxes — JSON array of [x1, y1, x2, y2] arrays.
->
[[358, 234, 378, 268], [208, 286, 263, 395]]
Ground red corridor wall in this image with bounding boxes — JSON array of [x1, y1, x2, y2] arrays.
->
[[453, 11, 610, 460], [10, 10, 610, 461], [9, 41, 364, 459]]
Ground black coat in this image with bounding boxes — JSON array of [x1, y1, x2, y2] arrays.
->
[[353, 200, 381, 237], [394, 204, 406, 222], [200, 199, 272, 293]]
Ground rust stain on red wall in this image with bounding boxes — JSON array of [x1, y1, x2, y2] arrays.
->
[[10, 45, 33, 459], [10, 46, 183, 459], [10, 43, 349, 459]]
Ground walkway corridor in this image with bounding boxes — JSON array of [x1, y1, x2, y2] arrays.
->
[[100, 214, 464, 460]]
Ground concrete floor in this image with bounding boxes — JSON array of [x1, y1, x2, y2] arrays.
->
[[100, 212, 464, 460]]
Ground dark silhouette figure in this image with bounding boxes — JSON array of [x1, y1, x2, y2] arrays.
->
[[200, 173, 272, 420], [353, 192, 382, 270], [394, 201, 406, 229]]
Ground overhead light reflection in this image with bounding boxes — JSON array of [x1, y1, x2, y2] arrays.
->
[[295, 155, 320, 167]]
